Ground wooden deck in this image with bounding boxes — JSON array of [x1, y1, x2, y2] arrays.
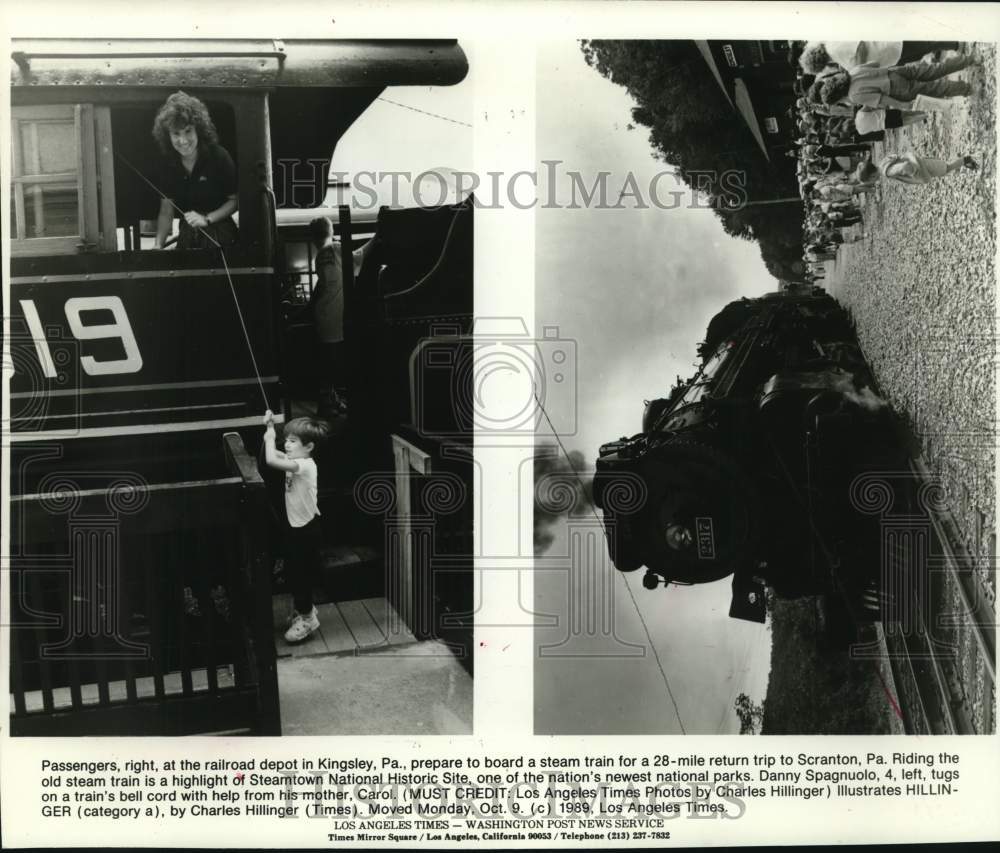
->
[[273, 596, 416, 657]]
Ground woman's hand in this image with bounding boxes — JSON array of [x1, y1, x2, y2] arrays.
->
[[184, 210, 210, 229]]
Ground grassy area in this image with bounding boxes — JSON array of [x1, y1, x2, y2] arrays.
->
[[761, 597, 893, 734]]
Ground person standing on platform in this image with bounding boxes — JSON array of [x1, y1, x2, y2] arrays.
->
[[308, 216, 372, 420], [821, 53, 977, 110], [877, 151, 979, 185]]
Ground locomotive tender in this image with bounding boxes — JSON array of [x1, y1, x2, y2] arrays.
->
[[593, 287, 903, 624]]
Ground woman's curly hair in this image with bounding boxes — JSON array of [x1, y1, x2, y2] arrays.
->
[[819, 72, 851, 105], [799, 42, 834, 75], [152, 91, 218, 156]]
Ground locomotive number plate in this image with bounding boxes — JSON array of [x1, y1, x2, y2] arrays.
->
[[695, 517, 716, 560]]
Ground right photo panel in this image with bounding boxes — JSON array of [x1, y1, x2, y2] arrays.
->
[[534, 39, 995, 736]]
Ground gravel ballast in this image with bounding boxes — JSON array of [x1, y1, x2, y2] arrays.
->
[[826, 44, 996, 593]]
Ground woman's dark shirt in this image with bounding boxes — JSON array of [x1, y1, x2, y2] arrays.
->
[[162, 143, 237, 214]]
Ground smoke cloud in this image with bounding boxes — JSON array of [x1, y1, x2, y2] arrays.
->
[[534, 447, 595, 555]]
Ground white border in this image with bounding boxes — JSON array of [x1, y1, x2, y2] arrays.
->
[[1, 2, 998, 848]]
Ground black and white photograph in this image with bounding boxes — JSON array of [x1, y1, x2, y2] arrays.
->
[[534, 37, 995, 736], [7, 37, 475, 736], [3, 2, 1000, 850]]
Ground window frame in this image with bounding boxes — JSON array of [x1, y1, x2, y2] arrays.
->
[[10, 103, 117, 257]]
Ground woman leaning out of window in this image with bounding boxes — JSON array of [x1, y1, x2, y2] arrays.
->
[[152, 91, 239, 250]]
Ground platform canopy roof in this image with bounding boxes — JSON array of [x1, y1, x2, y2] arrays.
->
[[693, 40, 734, 108], [733, 79, 770, 161], [693, 40, 769, 160]]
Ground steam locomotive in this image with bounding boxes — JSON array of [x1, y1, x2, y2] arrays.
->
[[593, 287, 904, 624]]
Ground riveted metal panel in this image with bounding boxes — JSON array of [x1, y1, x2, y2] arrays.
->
[[11, 39, 468, 89]]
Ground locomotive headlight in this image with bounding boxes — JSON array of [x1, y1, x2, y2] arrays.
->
[[665, 522, 693, 550]]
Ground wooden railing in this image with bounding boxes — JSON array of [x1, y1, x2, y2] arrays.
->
[[9, 433, 279, 736]]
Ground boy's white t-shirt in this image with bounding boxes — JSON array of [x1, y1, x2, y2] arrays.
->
[[285, 457, 320, 527]]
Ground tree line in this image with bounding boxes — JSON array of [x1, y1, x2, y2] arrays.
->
[[581, 40, 803, 280]]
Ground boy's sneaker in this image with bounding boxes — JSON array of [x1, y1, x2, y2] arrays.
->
[[284, 607, 320, 643]]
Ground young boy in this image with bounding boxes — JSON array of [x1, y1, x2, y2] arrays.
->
[[263, 410, 329, 642]]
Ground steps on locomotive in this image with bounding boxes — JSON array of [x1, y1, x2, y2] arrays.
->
[[815, 578, 889, 650], [272, 543, 384, 605], [315, 475, 386, 600]]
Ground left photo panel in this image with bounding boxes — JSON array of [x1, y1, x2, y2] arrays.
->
[[6, 39, 475, 736]]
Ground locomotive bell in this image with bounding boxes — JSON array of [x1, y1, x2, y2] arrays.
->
[[642, 397, 670, 433]]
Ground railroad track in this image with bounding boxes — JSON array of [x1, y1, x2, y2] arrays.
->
[[835, 328, 995, 735], [878, 457, 995, 735]]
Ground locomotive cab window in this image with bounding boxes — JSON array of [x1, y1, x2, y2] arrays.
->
[[10, 104, 106, 255], [10, 100, 241, 256], [115, 99, 240, 252]]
